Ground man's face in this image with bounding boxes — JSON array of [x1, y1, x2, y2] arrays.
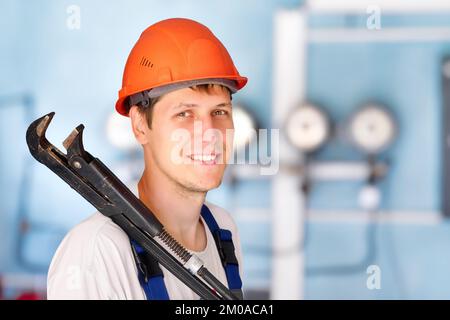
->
[[139, 86, 234, 193]]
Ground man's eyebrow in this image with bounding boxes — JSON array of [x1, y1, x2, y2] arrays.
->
[[172, 102, 232, 109], [216, 102, 232, 107]]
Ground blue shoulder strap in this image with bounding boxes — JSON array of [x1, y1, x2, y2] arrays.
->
[[200, 204, 243, 293], [131, 204, 242, 300], [131, 240, 169, 300]]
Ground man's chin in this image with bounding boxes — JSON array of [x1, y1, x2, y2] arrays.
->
[[170, 164, 226, 191], [194, 179, 222, 192], [183, 176, 223, 193]]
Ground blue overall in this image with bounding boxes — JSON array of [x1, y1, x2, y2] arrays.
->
[[131, 204, 242, 300]]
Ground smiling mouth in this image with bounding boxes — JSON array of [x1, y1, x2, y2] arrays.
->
[[187, 153, 221, 165]]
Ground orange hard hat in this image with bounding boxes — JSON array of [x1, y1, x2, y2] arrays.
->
[[115, 18, 248, 116]]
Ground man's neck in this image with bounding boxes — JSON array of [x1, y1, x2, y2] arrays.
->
[[137, 167, 207, 252]]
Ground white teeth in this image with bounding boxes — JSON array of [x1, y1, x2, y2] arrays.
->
[[190, 154, 216, 161]]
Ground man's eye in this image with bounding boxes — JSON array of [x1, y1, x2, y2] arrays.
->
[[177, 111, 190, 118], [213, 110, 228, 116]]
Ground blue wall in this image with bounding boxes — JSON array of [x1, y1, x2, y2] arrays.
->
[[2, 0, 450, 299]]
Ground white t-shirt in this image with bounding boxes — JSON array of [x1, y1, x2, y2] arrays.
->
[[47, 202, 243, 300]]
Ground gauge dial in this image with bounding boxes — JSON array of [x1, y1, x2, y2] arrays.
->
[[232, 105, 257, 151], [349, 104, 396, 154], [285, 103, 330, 152]]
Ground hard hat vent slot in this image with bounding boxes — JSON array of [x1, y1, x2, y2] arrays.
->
[[140, 56, 154, 68]]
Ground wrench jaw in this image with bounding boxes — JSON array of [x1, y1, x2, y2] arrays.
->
[[25, 112, 58, 163], [63, 124, 93, 163], [25, 111, 91, 168]]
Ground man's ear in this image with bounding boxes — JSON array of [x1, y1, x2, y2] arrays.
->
[[129, 106, 150, 145]]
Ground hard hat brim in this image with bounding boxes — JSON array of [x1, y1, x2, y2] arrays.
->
[[115, 75, 247, 117]]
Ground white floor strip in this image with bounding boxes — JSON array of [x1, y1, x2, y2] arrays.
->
[[234, 209, 443, 225]]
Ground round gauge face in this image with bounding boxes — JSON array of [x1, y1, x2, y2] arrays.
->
[[232, 105, 256, 151], [349, 105, 396, 153], [285, 104, 329, 152], [106, 112, 140, 151]]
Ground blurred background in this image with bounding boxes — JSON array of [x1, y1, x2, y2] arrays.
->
[[2, 0, 450, 300]]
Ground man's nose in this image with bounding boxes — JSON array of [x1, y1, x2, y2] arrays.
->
[[193, 115, 214, 137], [198, 114, 214, 131], [192, 116, 220, 147]]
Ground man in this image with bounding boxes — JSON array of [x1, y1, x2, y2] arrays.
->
[[47, 18, 248, 299]]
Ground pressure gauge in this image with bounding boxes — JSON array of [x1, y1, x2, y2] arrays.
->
[[232, 104, 257, 151], [285, 103, 330, 152], [348, 104, 396, 154], [106, 112, 140, 151]]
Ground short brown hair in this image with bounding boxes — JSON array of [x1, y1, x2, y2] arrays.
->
[[129, 84, 231, 128]]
